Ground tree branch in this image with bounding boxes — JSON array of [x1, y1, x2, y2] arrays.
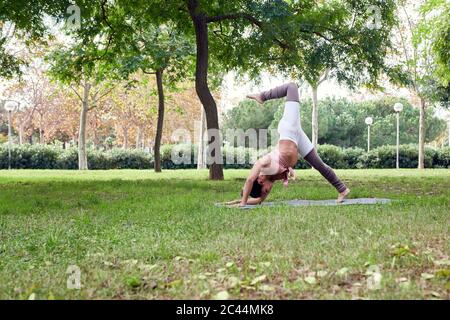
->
[[207, 12, 290, 50], [69, 85, 83, 102], [92, 85, 116, 106]]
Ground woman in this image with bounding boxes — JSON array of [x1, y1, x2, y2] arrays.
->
[[233, 82, 350, 207]]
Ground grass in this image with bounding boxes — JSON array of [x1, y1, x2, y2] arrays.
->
[[0, 169, 448, 300]]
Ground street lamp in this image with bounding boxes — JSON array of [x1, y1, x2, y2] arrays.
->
[[4, 100, 18, 170], [393, 103, 404, 169], [365, 117, 373, 152]]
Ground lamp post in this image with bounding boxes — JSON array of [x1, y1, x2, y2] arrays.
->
[[4, 100, 18, 170], [393, 103, 404, 169], [365, 117, 373, 152]]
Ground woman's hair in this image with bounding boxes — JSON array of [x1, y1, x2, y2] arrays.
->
[[249, 179, 263, 198]]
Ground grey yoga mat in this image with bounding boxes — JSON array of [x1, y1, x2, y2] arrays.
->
[[217, 198, 391, 209]]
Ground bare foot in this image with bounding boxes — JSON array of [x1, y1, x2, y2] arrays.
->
[[246, 93, 264, 105], [336, 188, 350, 203]]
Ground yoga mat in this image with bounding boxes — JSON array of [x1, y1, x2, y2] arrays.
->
[[217, 198, 391, 209]]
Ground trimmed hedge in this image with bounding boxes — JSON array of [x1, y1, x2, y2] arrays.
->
[[0, 143, 448, 170]]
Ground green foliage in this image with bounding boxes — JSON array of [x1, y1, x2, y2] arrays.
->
[[359, 144, 436, 169], [316, 144, 347, 169], [0, 0, 69, 77], [278, 0, 397, 89], [222, 99, 280, 146], [434, 147, 450, 168], [0, 144, 59, 169]]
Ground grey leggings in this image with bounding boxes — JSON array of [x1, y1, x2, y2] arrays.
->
[[259, 83, 347, 193], [260, 82, 300, 102]]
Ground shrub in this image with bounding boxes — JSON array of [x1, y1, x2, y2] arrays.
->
[[434, 147, 450, 168], [317, 144, 347, 169], [0, 144, 59, 169], [359, 144, 435, 168], [343, 147, 365, 169], [108, 148, 152, 169], [0, 143, 447, 170]]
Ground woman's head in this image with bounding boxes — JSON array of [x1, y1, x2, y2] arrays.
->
[[243, 175, 273, 199]]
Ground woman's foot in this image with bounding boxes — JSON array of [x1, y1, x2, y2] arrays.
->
[[336, 188, 350, 203], [247, 93, 264, 105]]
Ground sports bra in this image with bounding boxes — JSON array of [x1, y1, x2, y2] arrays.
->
[[267, 149, 295, 187]]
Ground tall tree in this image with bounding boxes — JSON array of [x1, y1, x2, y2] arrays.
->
[[276, 0, 396, 149], [389, 0, 448, 168], [47, 44, 121, 169], [111, 22, 194, 172]]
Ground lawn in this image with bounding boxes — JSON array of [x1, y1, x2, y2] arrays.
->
[[0, 169, 448, 300]]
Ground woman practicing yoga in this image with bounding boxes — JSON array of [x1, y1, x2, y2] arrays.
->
[[228, 82, 350, 207]]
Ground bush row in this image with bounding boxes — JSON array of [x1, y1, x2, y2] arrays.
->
[[0, 143, 448, 170]]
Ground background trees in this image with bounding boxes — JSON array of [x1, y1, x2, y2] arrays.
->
[[0, 0, 448, 174], [223, 96, 446, 149], [388, 0, 449, 168]]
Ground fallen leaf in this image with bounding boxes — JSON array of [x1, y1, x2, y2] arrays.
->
[[421, 273, 435, 280], [214, 290, 230, 300], [433, 259, 450, 266], [317, 270, 328, 278], [226, 276, 240, 289], [336, 267, 349, 276], [304, 276, 317, 285], [260, 284, 274, 292], [250, 275, 267, 285]]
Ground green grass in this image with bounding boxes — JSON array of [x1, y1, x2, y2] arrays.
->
[[0, 169, 449, 300]]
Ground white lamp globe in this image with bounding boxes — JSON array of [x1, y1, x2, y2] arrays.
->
[[394, 103, 404, 113], [4, 101, 17, 112], [365, 117, 373, 126]]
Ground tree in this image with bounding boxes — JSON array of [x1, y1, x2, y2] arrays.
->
[[389, 0, 448, 168], [415, 0, 450, 109], [111, 22, 194, 171], [0, 0, 68, 78], [47, 44, 121, 169], [276, 0, 396, 149]]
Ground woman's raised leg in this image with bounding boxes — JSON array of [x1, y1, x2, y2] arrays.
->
[[247, 82, 300, 103]]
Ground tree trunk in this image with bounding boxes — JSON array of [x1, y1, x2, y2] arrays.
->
[[39, 113, 44, 144], [18, 125, 23, 145], [188, 1, 224, 180], [311, 85, 319, 148], [135, 126, 142, 149], [123, 127, 129, 149], [78, 83, 90, 170], [418, 97, 426, 169], [154, 69, 165, 173]]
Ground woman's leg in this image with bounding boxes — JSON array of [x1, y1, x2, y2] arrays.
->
[[304, 148, 348, 194], [248, 82, 300, 103], [260, 82, 300, 102]]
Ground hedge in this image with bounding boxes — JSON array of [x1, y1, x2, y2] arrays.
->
[[0, 143, 448, 170]]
